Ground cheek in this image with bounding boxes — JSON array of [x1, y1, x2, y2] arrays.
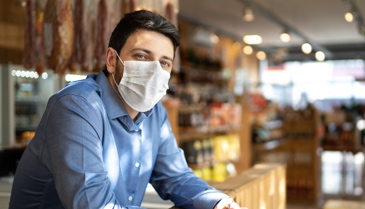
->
[[115, 64, 125, 81]]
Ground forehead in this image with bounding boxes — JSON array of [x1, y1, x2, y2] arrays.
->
[[122, 29, 174, 58]]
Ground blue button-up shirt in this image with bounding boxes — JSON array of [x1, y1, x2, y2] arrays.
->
[[9, 70, 228, 209]]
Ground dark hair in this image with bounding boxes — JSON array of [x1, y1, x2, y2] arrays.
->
[[108, 10, 180, 56]]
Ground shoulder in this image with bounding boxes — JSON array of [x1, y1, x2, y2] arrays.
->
[[58, 75, 102, 100], [46, 75, 105, 114]]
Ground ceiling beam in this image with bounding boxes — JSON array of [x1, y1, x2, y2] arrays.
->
[[343, 0, 365, 36], [238, 0, 334, 59], [178, 13, 244, 42], [178, 13, 265, 53]]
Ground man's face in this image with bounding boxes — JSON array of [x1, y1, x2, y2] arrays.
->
[[114, 29, 175, 81]]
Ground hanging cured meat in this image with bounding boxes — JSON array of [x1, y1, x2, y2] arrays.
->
[[43, 0, 74, 74], [34, 0, 46, 75], [120, 0, 135, 21], [69, 0, 83, 72], [69, 0, 96, 72], [164, 0, 176, 26], [93, 0, 108, 71], [164, 0, 180, 73], [129, 0, 136, 12], [23, 0, 35, 69]]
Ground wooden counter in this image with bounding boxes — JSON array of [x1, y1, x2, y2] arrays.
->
[[209, 163, 286, 209]]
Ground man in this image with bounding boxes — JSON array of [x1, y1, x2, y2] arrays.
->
[[10, 10, 246, 209]]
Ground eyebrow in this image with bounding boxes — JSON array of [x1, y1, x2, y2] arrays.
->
[[131, 48, 174, 62]]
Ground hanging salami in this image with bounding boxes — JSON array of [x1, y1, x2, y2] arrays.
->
[[129, 0, 136, 12], [35, 0, 46, 75], [164, 0, 176, 26], [43, 0, 74, 74], [164, 0, 180, 73], [93, 0, 108, 71], [23, 0, 35, 69], [69, 0, 83, 72]]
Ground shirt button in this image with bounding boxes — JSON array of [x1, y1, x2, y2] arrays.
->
[[128, 196, 133, 201], [135, 162, 140, 168]]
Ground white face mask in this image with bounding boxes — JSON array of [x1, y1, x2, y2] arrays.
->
[[112, 50, 170, 112]]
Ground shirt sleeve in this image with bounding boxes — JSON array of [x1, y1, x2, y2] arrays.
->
[[149, 105, 229, 209], [41, 94, 144, 209]]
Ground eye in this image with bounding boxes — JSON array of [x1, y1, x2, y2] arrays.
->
[[135, 54, 148, 60], [160, 60, 172, 69], [160, 61, 169, 67]]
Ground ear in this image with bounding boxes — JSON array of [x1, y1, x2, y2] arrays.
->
[[105, 47, 117, 74]]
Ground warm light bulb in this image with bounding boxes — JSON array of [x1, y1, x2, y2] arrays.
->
[[232, 42, 241, 50], [243, 45, 253, 55], [280, 32, 291, 43], [209, 34, 219, 44], [344, 12, 354, 22], [315, 51, 325, 61], [301, 43, 312, 54], [243, 35, 262, 45], [256, 51, 266, 60], [243, 7, 254, 22]]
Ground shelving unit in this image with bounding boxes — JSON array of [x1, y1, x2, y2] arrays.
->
[[164, 101, 252, 181], [252, 104, 322, 202], [281, 105, 322, 202], [163, 18, 259, 179]]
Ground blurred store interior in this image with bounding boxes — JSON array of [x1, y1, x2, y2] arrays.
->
[[1, 0, 365, 208]]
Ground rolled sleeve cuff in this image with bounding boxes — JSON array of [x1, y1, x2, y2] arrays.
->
[[193, 190, 230, 209]]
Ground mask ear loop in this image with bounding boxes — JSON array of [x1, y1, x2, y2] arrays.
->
[[114, 49, 125, 65], [111, 71, 119, 87], [112, 49, 124, 88], [112, 50, 125, 88]]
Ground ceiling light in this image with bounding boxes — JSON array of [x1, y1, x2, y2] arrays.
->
[[243, 35, 262, 45], [279, 31, 291, 43], [242, 6, 254, 22], [41, 72, 48, 79], [315, 51, 326, 61], [256, 51, 266, 60], [209, 33, 219, 44], [243, 45, 253, 55], [344, 12, 354, 22], [232, 42, 241, 50], [301, 43, 312, 54]]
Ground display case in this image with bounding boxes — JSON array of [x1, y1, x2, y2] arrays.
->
[[14, 66, 60, 143], [0, 64, 61, 146]]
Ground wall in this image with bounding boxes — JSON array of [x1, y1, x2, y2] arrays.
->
[[0, 64, 15, 147]]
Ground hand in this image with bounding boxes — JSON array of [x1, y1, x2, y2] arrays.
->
[[214, 198, 248, 209]]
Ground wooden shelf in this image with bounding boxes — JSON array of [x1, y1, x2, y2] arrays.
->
[[254, 105, 321, 202], [253, 139, 285, 152], [178, 126, 240, 141], [163, 102, 252, 174]]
